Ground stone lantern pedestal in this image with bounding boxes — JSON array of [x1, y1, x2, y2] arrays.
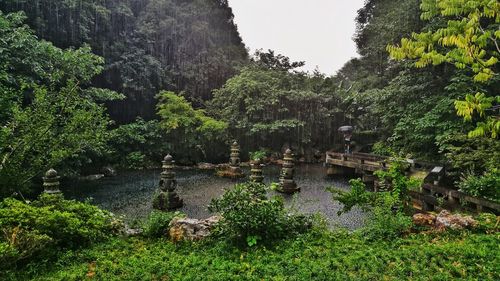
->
[[153, 154, 183, 211], [278, 149, 300, 194], [217, 141, 245, 179], [250, 159, 264, 183]]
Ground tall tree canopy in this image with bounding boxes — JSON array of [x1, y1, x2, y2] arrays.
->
[[209, 51, 344, 159], [0, 0, 248, 123]]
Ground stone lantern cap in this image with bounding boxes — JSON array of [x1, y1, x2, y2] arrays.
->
[[43, 168, 61, 194], [45, 168, 59, 179], [164, 154, 174, 163], [162, 154, 175, 171]]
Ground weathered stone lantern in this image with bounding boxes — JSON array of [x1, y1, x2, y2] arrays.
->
[[153, 154, 183, 210], [230, 141, 241, 169], [278, 149, 300, 194], [250, 158, 264, 183], [43, 168, 62, 194], [228, 141, 244, 177]]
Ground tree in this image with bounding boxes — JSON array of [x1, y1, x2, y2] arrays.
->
[[209, 52, 344, 158], [0, 12, 115, 198], [0, 0, 249, 123], [156, 91, 228, 163], [388, 0, 500, 138]]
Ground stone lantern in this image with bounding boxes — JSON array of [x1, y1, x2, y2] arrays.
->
[[228, 141, 244, 177], [278, 149, 300, 194], [153, 154, 183, 210], [250, 158, 264, 183], [43, 168, 61, 194]]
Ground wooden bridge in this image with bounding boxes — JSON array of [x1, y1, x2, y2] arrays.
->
[[325, 152, 389, 173], [325, 151, 500, 214]]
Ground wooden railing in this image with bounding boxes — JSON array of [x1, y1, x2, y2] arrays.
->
[[325, 151, 499, 214], [410, 184, 500, 214]]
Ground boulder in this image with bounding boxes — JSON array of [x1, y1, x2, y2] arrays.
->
[[435, 210, 477, 230], [197, 162, 217, 170], [80, 174, 105, 181], [169, 216, 221, 242], [124, 227, 143, 237], [412, 213, 436, 227], [102, 166, 117, 177]]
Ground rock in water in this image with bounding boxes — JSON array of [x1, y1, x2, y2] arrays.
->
[[169, 216, 221, 242], [102, 166, 117, 177], [197, 162, 217, 170], [80, 174, 105, 181]]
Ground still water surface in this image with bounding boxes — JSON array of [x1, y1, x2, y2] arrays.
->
[[63, 164, 366, 230]]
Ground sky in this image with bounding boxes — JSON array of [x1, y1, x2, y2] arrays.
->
[[228, 0, 365, 75]]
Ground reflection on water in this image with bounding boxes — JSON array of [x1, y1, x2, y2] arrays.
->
[[63, 164, 366, 230]]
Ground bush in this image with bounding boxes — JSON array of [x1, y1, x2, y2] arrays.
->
[[106, 118, 170, 169], [372, 141, 394, 156], [209, 182, 310, 246], [458, 170, 500, 202], [0, 194, 123, 268], [329, 179, 375, 215], [143, 211, 184, 238], [125, 152, 148, 170], [330, 179, 413, 240], [374, 158, 422, 198], [249, 150, 267, 161], [361, 193, 412, 241]]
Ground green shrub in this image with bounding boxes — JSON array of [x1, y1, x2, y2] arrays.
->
[[106, 118, 170, 169], [329, 179, 375, 215], [0, 194, 123, 268], [458, 170, 500, 202], [361, 193, 413, 241], [374, 158, 422, 199], [372, 141, 394, 156], [249, 150, 267, 161], [209, 182, 310, 246], [330, 179, 413, 240], [143, 211, 184, 238], [0, 227, 52, 267], [125, 151, 147, 169]]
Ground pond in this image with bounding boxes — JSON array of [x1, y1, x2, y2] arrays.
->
[[63, 164, 366, 230]]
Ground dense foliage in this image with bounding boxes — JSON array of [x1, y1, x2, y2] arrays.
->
[[209, 182, 310, 247], [2, 229, 498, 280], [0, 12, 116, 198], [157, 91, 228, 163], [388, 0, 500, 138], [0, 0, 248, 123], [333, 0, 499, 195], [142, 211, 184, 238], [105, 119, 168, 170], [209, 52, 345, 158], [0, 194, 122, 269], [459, 169, 500, 202]]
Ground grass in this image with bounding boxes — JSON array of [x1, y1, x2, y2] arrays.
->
[[2, 229, 499, 281]]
